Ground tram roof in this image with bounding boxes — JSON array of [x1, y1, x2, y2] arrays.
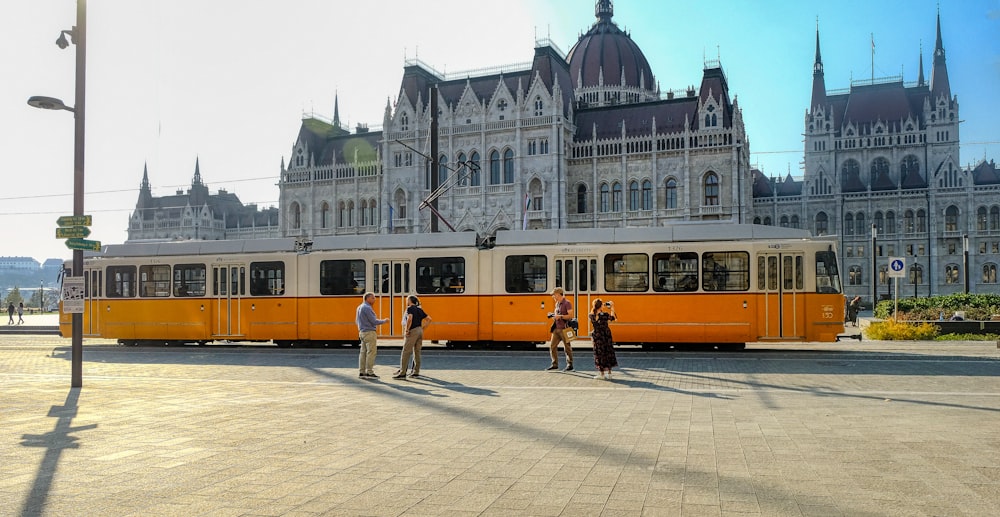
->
[[97, 232, 479, 257], [495, 224, 814, 246], [94, 225, 819, 258]]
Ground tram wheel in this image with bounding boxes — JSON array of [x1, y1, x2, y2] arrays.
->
[[274, 340, 293, 348]]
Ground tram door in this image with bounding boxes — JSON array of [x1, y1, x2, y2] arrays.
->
[[373, 260, 410, 337], [212, 264, 245, 338], [757, 252, 805, 339], [553, 255, 598, 336], [83, 268, 102, 336]]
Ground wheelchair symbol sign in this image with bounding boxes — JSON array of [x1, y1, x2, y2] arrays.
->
[[888, 257, 906, 278]]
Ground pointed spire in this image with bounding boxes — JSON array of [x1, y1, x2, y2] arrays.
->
[[917, 41, 925, 87], [193, 156, 203, 185], [810, 21, 827, 112], [333, 91, 341, 126], [930, 9, 950, 99], [140, 162, 150, 191]]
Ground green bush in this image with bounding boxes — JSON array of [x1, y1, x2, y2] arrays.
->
[[875, 293, 1000, 321], [935, 333, 1000, 341]]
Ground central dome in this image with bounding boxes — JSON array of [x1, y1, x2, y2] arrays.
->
[[567, 0, 655, 95]]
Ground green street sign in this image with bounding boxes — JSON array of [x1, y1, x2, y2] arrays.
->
[[65, 238, 101, 251], [57, 215, 92, 227], [56, 226, 91, 239]]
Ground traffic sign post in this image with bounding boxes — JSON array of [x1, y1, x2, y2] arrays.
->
[[56, 214, 92, 227], [888, 257, 906, 320], [65, 237, 101, 251], [56, 226, 91, 238]]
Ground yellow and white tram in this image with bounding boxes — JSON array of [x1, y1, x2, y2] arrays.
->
[[59, 224, 845, 348]]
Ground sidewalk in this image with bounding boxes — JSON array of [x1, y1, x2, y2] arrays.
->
[[2, 340, 999, 516]]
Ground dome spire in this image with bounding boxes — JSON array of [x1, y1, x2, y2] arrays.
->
[[596, 0, 613, 22]]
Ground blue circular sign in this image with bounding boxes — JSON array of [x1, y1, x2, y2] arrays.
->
[[890, 259, 905, 272]]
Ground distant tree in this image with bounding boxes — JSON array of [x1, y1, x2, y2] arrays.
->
[[4, 286, 24, 307]]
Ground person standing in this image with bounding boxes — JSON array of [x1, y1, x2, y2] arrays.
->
[[546, 287, 574, 371], [7, 303, 14, 325], [394, 295, 432, 379], [355, 292, 388, 378], [590, 299, 618, 379], [17, 302, 25, 324], [847, 296, 862, 327]]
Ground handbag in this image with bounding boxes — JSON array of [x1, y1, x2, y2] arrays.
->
[[560, 328, 577, 342]]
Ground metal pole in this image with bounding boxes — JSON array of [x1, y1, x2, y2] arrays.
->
[[429, 85, 439, 233], [871, 224, 877, 309], [71, 0, 86, 388], [963, 234, 969, 294]]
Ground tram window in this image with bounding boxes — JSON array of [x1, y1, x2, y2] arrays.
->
[[416, 257, 465, 294], [250, 262, 285, 296], [320, 260, 365, 295], [605, 253, 649, 292], [757, 256, 766, 290], [815, 250, 843, 294], [173, 264, 206, 297], [106, 266, 137, 298], [139, 265, 171, 297], [767, 256, 778, 290], [702, 252, 750, 291], [375, 264, 389, 294], [505, 255, 546, 293], [653, 252, 698, 292]]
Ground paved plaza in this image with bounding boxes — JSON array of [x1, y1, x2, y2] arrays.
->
[[1, 335, 999, 516]]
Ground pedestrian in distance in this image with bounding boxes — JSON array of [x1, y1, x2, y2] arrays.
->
[[7, 303, 14, 325], [590, 299, 618, 380], [355, 292, 388, 379], [17, 302, 25, 324], [847, 296, 861, 327], [394, 295, 432, 379], [545, 287, 574, 371]]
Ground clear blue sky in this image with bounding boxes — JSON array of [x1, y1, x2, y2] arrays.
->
[[3, 0, 998, 264]]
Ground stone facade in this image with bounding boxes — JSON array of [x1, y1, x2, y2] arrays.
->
[[127, 160, 280, 242], [278, 1, 750, 241], [752, 13, 1000, 300]]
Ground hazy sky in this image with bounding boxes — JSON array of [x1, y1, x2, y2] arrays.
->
[[3, 0, 998, 265]]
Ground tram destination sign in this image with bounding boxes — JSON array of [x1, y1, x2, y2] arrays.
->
[[56, 215, 92, 227], [56, 226, 91, 239], [65, 238, 102, 251]]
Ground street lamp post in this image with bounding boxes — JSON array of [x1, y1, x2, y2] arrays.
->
[[871, 223, 877, 309], [963, 234, 970, 294], [40, 280, 44, 313], [28, 0, 86, 388], [735, 141, 743, 224]]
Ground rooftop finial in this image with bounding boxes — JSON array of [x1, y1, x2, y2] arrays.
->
[[596, 0, 613, 21]]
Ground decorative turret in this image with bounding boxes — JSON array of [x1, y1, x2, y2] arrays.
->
[[137, 162, 153, 209]]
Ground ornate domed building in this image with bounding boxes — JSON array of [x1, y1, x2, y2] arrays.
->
[[280, 0, 750, 238]]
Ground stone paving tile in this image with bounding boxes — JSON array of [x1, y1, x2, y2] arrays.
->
[[2, 340, 1000, 516]]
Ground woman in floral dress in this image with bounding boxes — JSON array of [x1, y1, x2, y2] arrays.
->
[[590, 298, 618, 379]]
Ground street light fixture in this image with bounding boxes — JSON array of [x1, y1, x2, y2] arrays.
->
[[27, 0, 86, 388]]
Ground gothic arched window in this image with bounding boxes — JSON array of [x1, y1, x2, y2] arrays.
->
[[503, 148, 514, 183], [703, 172, 719, 206], [577, 184, 588, 214], [489, 150, 500, 184], [665, 178, 677, 209]]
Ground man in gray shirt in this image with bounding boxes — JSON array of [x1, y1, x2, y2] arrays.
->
[[356, 292, 388, 378]]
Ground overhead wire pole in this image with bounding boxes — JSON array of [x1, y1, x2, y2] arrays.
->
[[430, 85, 439, 232], [394, 137, 477, 233]]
